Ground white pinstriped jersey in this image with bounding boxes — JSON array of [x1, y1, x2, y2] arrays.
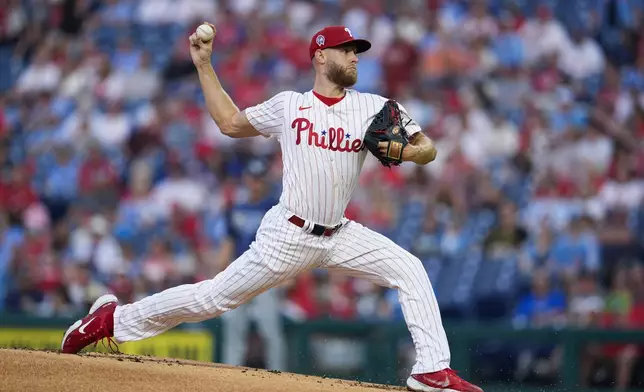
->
[[245, 89, 421, 227]]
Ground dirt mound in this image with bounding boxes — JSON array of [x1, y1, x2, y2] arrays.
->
[[0, 349, 405, 392]]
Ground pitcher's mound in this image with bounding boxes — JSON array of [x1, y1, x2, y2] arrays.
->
[[0, 349, 405, 392]]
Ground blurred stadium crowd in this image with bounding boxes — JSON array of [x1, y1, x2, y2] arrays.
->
[[1, 0, 644, 387]]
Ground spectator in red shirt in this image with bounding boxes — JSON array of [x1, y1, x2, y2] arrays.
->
[[141, 238, 178, 292], [283, 271, 319, 320], [0, 165, 38, 224], [316, 272, 356, 320], [78, 143, 119, 211], [109, 268, 134, 305], [382, 33, 419, 98], [169, 203, 202, 248]]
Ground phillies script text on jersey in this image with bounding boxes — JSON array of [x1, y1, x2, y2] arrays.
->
[[292, 118, 365, 152], [243, 89, 421, 226]]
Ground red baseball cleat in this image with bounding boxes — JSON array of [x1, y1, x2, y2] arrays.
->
[[407, 369, 484, 392], [61, 294, 118, 354]]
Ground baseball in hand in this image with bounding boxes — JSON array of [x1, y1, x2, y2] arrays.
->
[[196, 24, 214, 42]]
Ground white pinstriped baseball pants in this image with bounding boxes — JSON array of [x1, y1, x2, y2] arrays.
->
[[113, 203, 450, 374]]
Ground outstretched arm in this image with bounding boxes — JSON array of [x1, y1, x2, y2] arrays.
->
[[402, 133, 437, 165], [190, 23, 260, 138]]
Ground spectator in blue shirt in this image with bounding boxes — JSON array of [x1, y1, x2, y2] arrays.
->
[[512, 269, 567, 381], [353, 53, 383, 93], [112, 37, 142, 74], [0, 212, 24, 311], [493, 14, 524, 68], [412, 211, 443, 261], [519, 227, 554, 283], [440, 217, 469, 257], [42, 143, 80, 223], [550, 217, 600, 281], [513, 269, 567, 328], [549, 92, 589, 134], [100, 0, 135, 26], [622, 59, 644, 91]]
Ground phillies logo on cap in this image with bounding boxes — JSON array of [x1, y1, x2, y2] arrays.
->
[[308, 25, 372, 59], [316, 35, 325, 46]]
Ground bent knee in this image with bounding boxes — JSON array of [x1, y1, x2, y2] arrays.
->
[[407, 254, 428, 274], [393, 254, 431, 285]]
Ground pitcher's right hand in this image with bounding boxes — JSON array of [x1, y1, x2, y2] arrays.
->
[[189, 22, 216, 68]]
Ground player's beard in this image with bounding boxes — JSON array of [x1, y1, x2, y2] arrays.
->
[[325, 61, 357, 88]]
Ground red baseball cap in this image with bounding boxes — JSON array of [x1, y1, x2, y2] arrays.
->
[[309, 26, 371, 59]]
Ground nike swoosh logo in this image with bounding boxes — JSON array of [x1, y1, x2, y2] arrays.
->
[[425, 376, 450, 388], [79, 317, 97, 334], [299, 105, 312, 110]]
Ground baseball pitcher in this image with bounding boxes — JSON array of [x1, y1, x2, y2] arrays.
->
[[61, 24, 483, 392]]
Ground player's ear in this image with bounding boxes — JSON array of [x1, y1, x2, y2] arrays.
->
[[314, 49, 326, 64]]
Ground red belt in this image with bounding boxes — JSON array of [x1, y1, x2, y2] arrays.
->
[[288, 215, 342, 237]]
